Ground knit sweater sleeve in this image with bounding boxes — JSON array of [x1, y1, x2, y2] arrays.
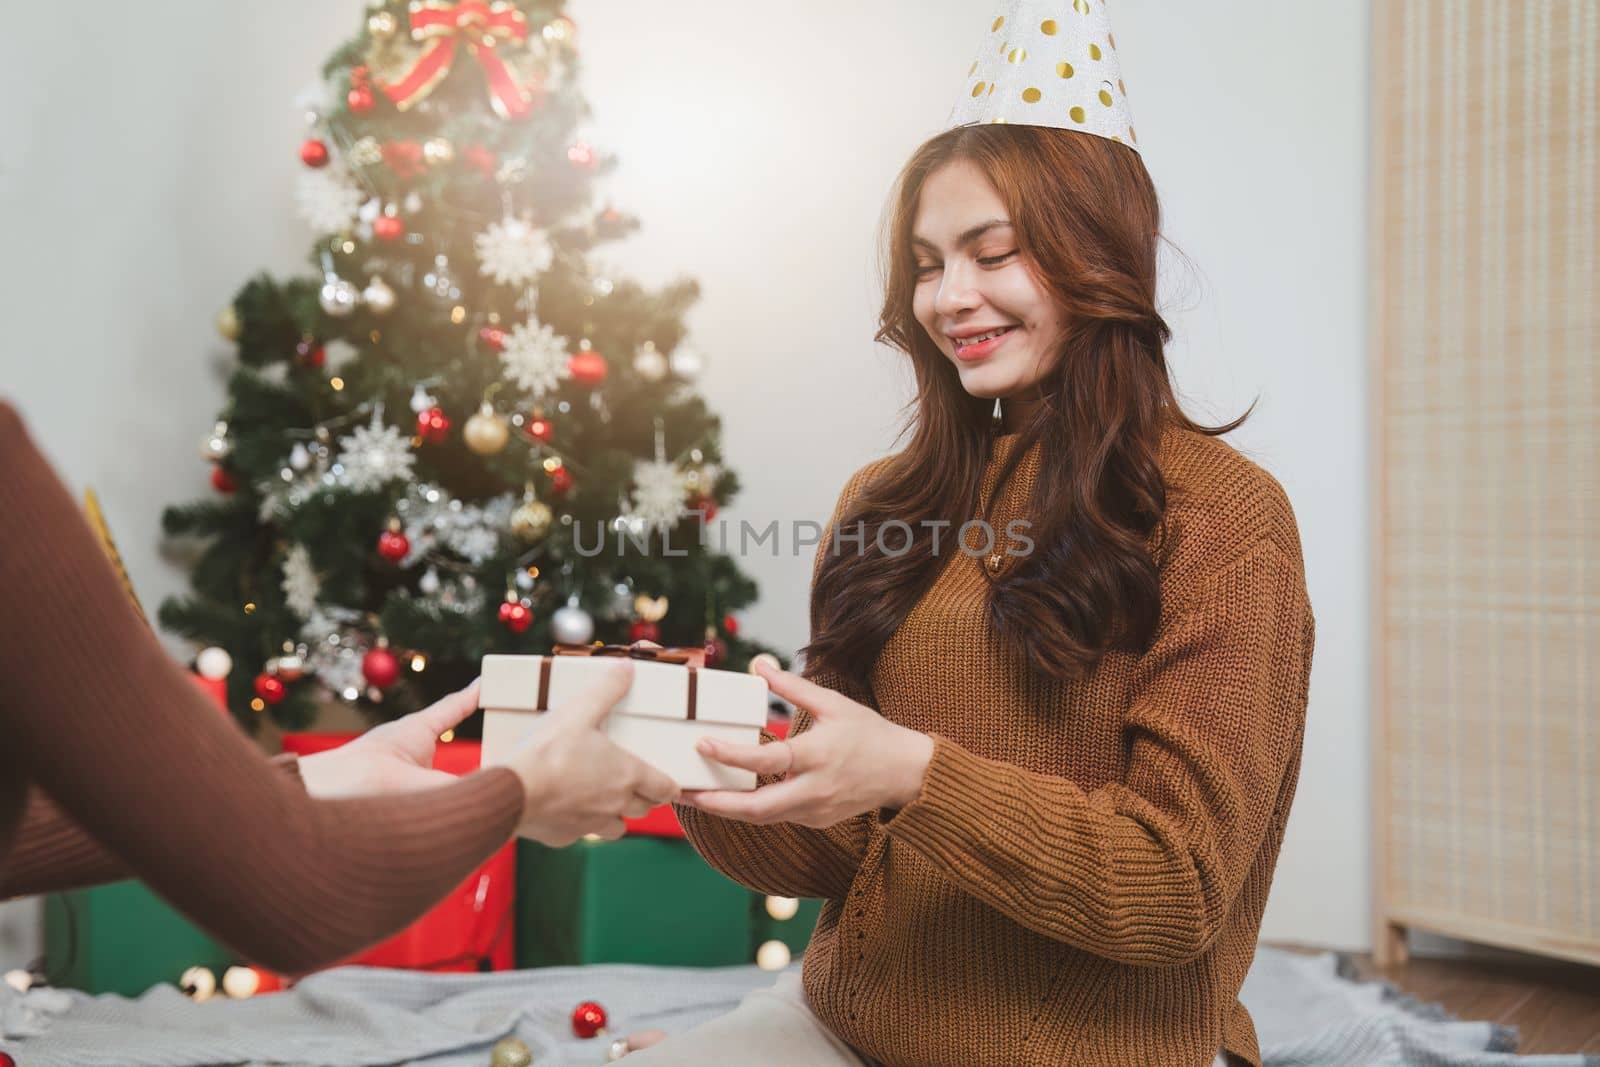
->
[[672, 465, 885, 900], [883, 538, 1315, 966], [1, 755, 303, 895], [0, 402, 525, 975]]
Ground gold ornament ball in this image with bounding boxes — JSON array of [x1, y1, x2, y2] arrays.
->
[[510, 500, 554, 542], [489, 1036, 533, 1067], [423, 137, 456, 165], [367, 10, 397, 38], [215, 305, 241, 342], [463, 407, 510, 455]]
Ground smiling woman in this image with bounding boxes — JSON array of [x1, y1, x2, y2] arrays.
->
[[637, 4, 1315, 1067]]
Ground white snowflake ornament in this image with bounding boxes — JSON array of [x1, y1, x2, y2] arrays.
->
[[475, 215, 553, 287], [501, 319, 571, 398], [335, 411, 415, 493], [628, 459, 692, 534], [280, 544, 321, 620], [295, 165, 364, 235]]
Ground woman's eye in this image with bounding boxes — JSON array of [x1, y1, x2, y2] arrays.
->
[[979, 250, 1018, 267], [915, 263, 940, 276]]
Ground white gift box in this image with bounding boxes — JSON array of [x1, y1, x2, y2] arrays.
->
[[477, 652, 769, 791]]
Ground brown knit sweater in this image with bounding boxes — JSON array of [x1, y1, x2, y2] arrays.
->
[[677, 421, 1316, 1067], [0, 401, 525, 975]]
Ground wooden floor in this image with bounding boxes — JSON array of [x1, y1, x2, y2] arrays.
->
[[1341, 951, 1600, 1055]]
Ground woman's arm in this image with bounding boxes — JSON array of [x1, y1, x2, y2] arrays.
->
[[673, 701, 874, 901], [671, 465, 890, 900], [881, 539, 1315, 965], [1, 755, 302, 896], [0, 403, 525, 975]]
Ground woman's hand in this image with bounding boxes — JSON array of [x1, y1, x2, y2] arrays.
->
[[504, 660, 681, 846], [298, 680, 485, 799], [683, 659, 935, 828]]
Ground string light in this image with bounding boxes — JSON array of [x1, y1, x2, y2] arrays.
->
[[756, 940, 791, 971], [439, 729, 455, 743], [765, 896, 800, 921], [222, 965, 260, 999], [410, 653, 428, 672]]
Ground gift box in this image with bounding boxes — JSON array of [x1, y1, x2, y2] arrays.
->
[[515, 836, 755, 968], [480, 645, 769, 792], [46, 882, 233, 997], [279, 733, 516, 972]]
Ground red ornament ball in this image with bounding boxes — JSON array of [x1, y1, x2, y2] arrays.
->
[[299, 139, 330, 168], [549, 467, 574, 494], [210, 465, 237, 494], [1, 1049, 18, 1067], [347, 84, 376, 114], [377, 529, 410, 562], [567, 347, 608, 385], [478, 325, 507, 351], [416, 406, 450, 443], [498, 601, 534, 634], [373, 215, 406, 242], [628, 620, 660, 644], [295, 338, 325, 367], [361, 647, 401, 689], [703, 636, 728, 668], [722, 614, 740, 637], [253, 673, 287, 704], [691, 494, 718, 521], [571, 1000, 608, 1039]]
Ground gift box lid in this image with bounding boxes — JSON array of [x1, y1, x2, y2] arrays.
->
[[479, 653, 768, 729]]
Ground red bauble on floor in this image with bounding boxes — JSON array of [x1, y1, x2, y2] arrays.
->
[[571, 1000, 608, 1039]]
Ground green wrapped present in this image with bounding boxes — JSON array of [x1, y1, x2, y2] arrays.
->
[[516, 836, 758, 968], [46, 882, 231, 997]]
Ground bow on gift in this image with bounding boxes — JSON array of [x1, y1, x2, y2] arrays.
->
[[552, 642, 696, 666], [382, 0, 535, 120]]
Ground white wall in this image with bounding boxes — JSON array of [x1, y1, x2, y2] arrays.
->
[[0, 0, 1369, 964]]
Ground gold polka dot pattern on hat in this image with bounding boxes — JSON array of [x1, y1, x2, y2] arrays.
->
[[946, 0, 1139, 154]]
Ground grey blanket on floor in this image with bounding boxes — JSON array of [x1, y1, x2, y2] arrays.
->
[[2, 946, 1594, 1067]]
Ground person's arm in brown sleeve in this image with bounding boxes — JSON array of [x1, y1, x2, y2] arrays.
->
[[0, 402, 524, 975], [1, 755, 303, 897]]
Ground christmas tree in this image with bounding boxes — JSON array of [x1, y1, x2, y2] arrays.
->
[[161, 1, 781, 729]]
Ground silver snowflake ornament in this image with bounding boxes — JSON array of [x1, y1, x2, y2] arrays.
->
[[628, 459, 692, 534], [475, 215, 553, 287], [335, 412, 415, 493], [502, 319, 571, 398], [280, 544, 321, 621], [294, 165, 364, 235]]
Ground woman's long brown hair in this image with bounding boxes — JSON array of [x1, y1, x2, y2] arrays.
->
[[801, 124, 1253, 691]]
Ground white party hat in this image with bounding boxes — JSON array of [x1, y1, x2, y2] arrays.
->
[[946, 0, 1139, 152]]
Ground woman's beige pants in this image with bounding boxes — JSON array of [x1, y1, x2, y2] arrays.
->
[[621, 970, 1231, 1066]]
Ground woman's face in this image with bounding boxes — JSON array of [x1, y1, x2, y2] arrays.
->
[[910, 159, 1065, 412]]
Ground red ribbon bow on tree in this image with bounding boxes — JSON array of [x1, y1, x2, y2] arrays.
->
[[381, 0, 535, 120]]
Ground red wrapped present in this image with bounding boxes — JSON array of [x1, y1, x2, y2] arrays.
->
[[279, 733, 515, 972]]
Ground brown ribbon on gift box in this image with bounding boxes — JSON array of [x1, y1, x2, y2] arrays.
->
[[541, 643, 700, 720]]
